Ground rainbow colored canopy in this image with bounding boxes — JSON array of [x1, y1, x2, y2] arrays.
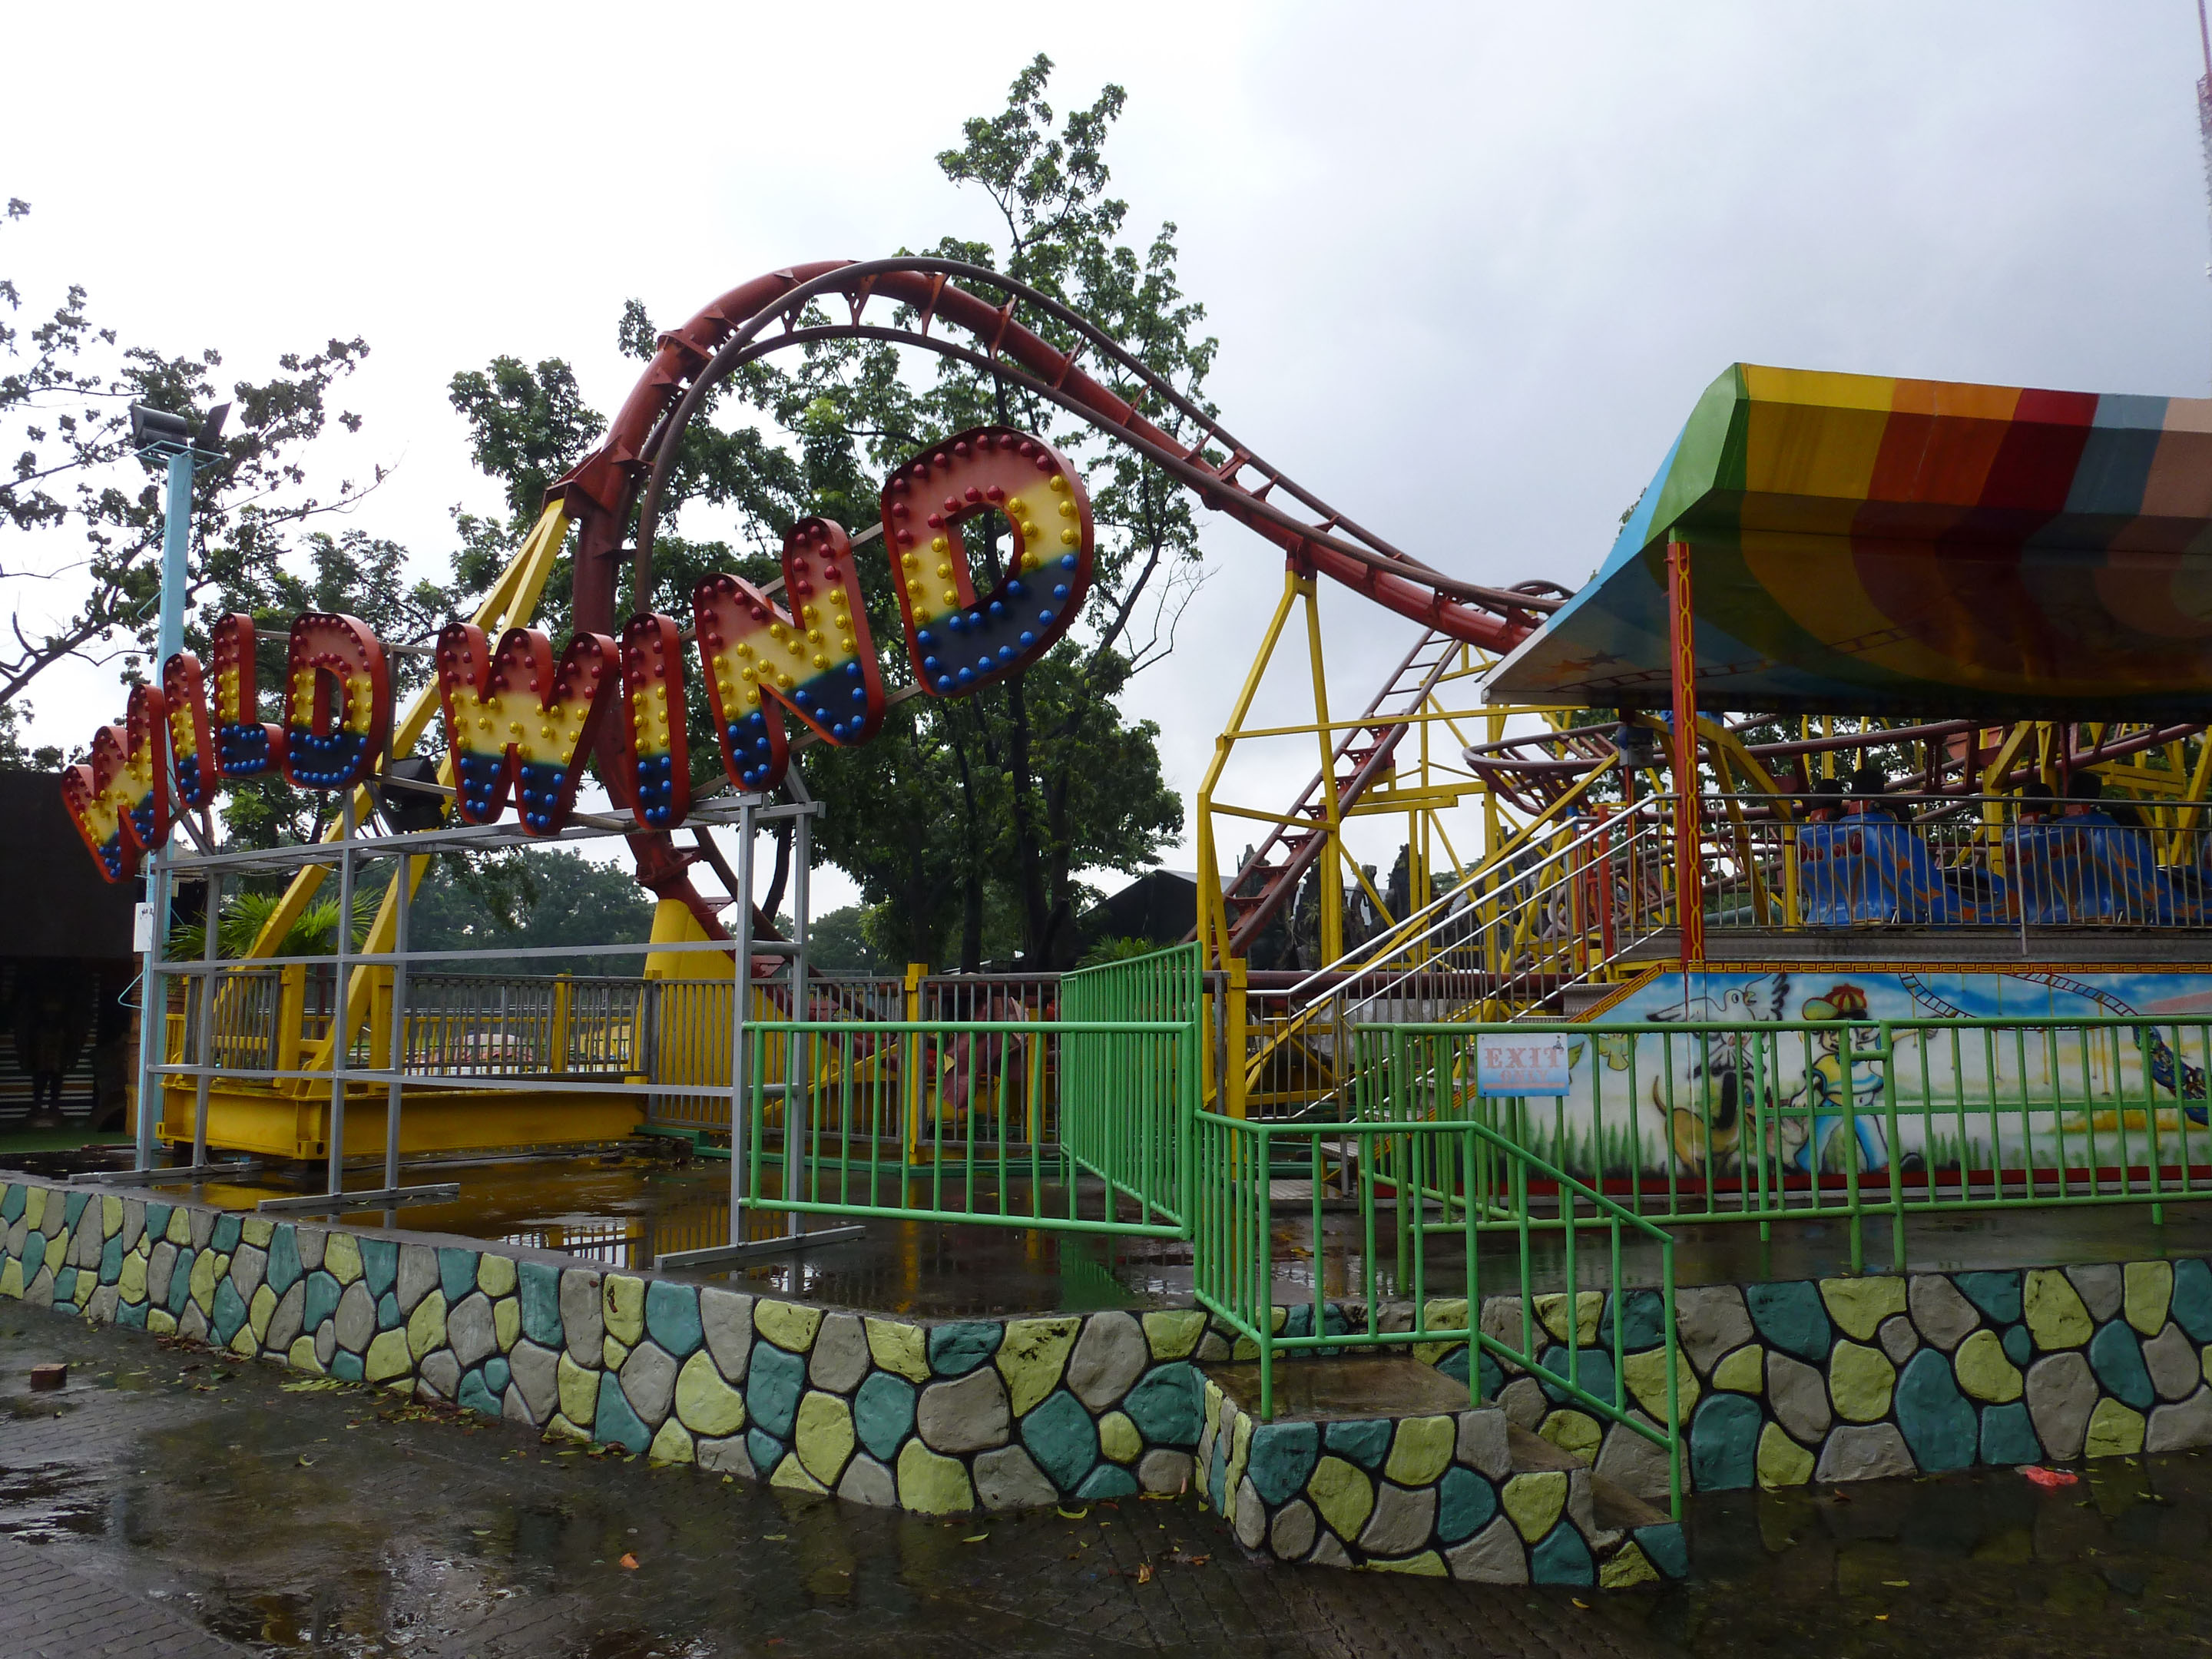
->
[[1488, 365, 2212, 717]]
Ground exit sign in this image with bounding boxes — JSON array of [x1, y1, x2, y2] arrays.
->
[[1474, 1033, 1573, 1096]]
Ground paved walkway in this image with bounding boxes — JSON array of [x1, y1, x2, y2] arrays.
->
[[0, 1307, 1665, 1659], [0, 1531, 251, 1657]]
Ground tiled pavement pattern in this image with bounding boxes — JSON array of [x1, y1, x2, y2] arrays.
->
[[0, 1532, 252, 1657], [0, 1306, 1671, 1658]]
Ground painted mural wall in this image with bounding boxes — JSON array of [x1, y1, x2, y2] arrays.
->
[[1510, 969, 2212, 1181]]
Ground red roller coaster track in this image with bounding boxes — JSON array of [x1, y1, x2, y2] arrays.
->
[[546, 257, 1565, 947]]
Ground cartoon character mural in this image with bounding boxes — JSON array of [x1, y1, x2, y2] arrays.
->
[[1549, 967, 2212, 1186], [1643, 972, 1792, 1173], [1783, 985, 1890, 1177]]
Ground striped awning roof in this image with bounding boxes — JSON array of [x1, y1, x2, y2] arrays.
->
[[1487, 364, 2212, 717]]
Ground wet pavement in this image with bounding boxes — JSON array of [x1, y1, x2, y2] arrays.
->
[[12, 1300, 2212, 1654]]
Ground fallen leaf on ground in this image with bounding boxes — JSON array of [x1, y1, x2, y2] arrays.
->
[[618, 1553, 639, 1570], [963, 1533, 990, 1544], [2022, 1465, 2081, 1488], [1057, 1506, 1089, 1521], [296, 1456, 315, 1468], [1883, 1579, 1908, 1588], [1572, 1598, 1590, 1609]]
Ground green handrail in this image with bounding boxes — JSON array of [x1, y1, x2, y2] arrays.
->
[[1190, 1094, 1684, 1520]]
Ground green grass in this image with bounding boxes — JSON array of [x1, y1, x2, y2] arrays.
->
[[0, 1128, 132, 1154]]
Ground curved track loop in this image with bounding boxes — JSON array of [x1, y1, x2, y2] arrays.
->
[[555, 257, 1564, 645], [548, 257, 1565, 945]]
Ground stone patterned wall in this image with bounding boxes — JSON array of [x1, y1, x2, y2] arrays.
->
[[9, 1171, 2204, 1584], [1198, 1383, 1688, 1588], [1659, 1266, 2212, 1489], [0, 1177, 1219, 1515]]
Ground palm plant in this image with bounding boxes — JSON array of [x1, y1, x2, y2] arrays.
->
[[170, 886, 380, 960]]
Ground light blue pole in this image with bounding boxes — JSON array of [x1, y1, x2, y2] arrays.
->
[[137, 441, 193, 1168], [157, 448, 193, 670]]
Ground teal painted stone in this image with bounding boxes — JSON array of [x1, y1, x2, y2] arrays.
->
[[1635, 1522, 1688, 1579], [1602, 1290, 1667, 1352], [1746, 1282, 1831, 1363], [115, 1299, 147, 1330], [330, 1350, 365, 1382], [266, 1227, 301, 1296], [2088, 1319, 2155, 1410], [145, 1201, 171, 1241], [2002, 1325, 2032, 1366], [63, 1192, 88, 1230], [1281, 1302, 1347, 1340], [0, 1185, 22, 1223], [1323, 1419, 1390, 1472], [1690, 1393, 1761, 1491], [1435, 1344, 1470, 1386], [928, 1320, 1002, 1376], [747, 1429, 783, 1474], [1248, 1421, 1321, 1503], [1479, 1352, 1504, 1403], [1530, 1521, 1594, 1585], [1981, 1401, 2041, 1465], [644, 1280, 703, 1357], [854, 1371, 916, 1461], [518, 1260, 562, 1346], [99, 1237, 121, 1283], [437, 1248, 478, 1305], [303, 1270, 342, 1335], [1208, 1432, 1229, 1510], [210, 1212, 240, 1253], [1437, 1466, 1498, 1544], [457, 1370, 500, 1416], [1122, 1363, 1202, 1445], [594, 1372, 651, 1452], [1896, 1348, 1975, 1472], [483, 1356, 511, 1395], [1077, 1464, 1139, 1500], [167, 1249, 195, 1316], [748, 1340, 806, 1439], [1955, 1270, 2024, 1326], [2174, 1260, 2212, 1343], [1020, 1389, 1101, 1492], [212, 1280, 247, 1346], [53, 1267, 76, 1303], [376, 1291, 401, 1331], [1538, 1343, 1614, 1406], [361, 1238, 398, 1298]]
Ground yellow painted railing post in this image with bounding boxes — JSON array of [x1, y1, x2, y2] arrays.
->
[[277, 964, 306, 1081], [904, 962, 927, 1163], [1227, 955, 1250, 1120], [551, 974, 573, 1075], [369, 969, 392, 1077]]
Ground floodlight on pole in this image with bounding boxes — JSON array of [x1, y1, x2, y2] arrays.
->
[[129, 401, 228, 682]]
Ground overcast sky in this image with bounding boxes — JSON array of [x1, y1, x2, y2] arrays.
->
[[6, 2, 2209, 916]]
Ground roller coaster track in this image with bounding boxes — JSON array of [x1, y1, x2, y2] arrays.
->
[[1213, 629, 1460, 955], [546, 257, 1567, 942]]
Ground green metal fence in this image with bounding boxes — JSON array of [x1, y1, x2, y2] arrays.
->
[[738, 945, 1202, 1235], [1362, 1016, 2212, 1270], [1061, 943, 1204, 1230], [1190, 1104, 1684, 1518]]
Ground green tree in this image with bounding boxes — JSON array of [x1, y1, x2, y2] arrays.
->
[[806, 904, 891, 973], [406, 849, 654, 976], [444, 56, 1206, 969], [2, 198, 390, 730]]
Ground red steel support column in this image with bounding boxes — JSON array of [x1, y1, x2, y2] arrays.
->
[[1667, 538, 1704, 967]]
